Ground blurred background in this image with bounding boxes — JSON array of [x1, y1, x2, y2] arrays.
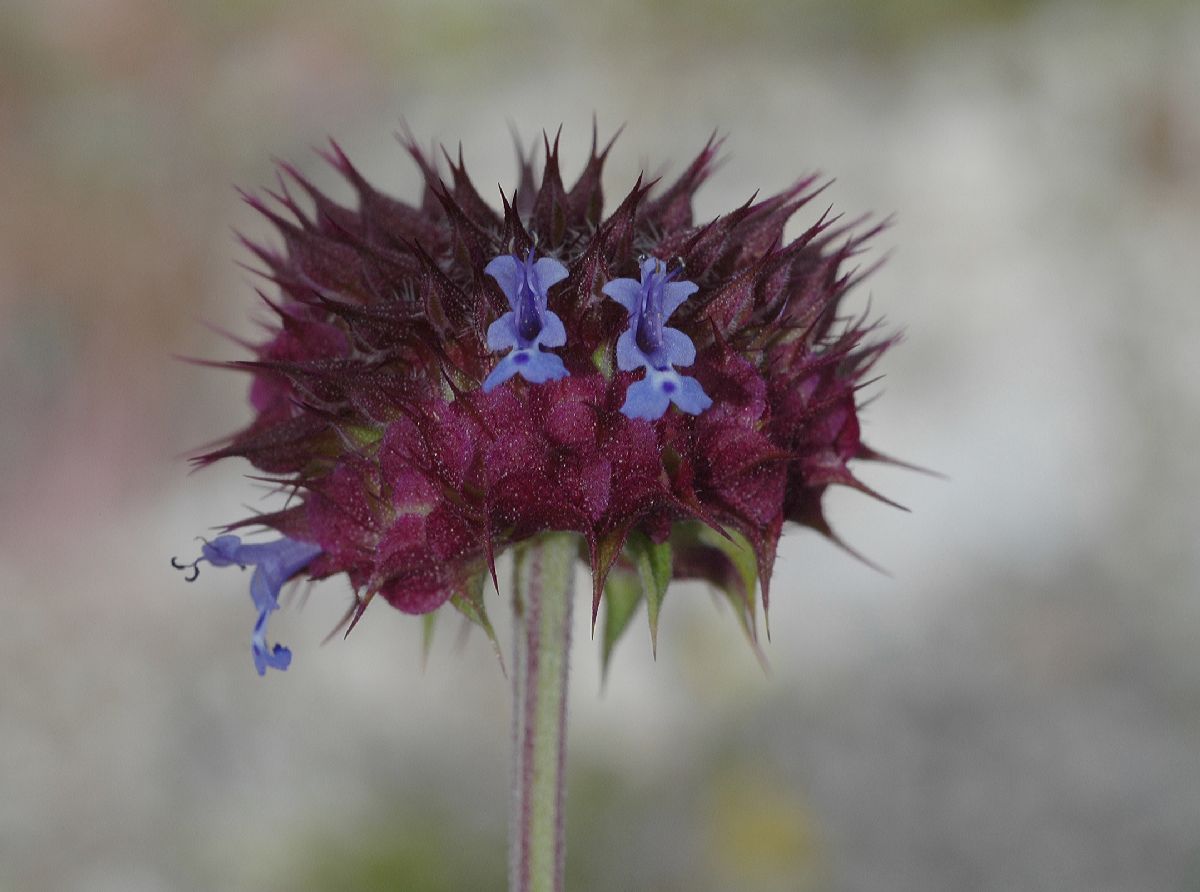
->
[[1, 0, 1198, 889]]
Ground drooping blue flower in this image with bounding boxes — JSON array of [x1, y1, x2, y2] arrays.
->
[[482, 249, 570, 391], [173, 535, 322, 675], [602, 256, 712, 419]]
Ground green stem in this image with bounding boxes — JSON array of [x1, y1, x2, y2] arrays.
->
[[509, 533, 575, 892]]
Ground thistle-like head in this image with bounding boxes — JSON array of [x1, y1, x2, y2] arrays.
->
[[183, 129, 903, 673]]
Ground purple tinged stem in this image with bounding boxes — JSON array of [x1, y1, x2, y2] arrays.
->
[[510, 533, 575, 892]]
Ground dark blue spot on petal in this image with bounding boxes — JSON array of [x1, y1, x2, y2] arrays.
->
[[514, 351, 531, 365], [661, 379, 677, 394]]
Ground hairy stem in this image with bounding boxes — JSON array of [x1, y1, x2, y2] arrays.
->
[[509, 533, 576, 892]]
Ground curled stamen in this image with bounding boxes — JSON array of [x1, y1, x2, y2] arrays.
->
[[171, 556, 201, 582]]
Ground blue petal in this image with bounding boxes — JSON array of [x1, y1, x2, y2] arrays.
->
[[248, 539, 322, 609], [620, 376, 672, 420], [249, 565, 280, 613], [515, 349, 569, 385], [616, 326, 695, 372], [486, 312, 520, 351], [659, 327, 697, 368], [615, 327, 649, 372], [532, 257, 569, 293], [661, 281, 699, 320], [669, 373, 713, 415], [191, 536, 321, 595], [253, 642, 292, 676], [602, 278, 643, 314], [201, 534, 245, 567], [251, 607, 292, 676], [536, 309, 567, 349], [484, 255, 523, 309], [264, 538, 323, 575], [482, 351, 524, 392], [621, 368, 712, 420], [484, 347, 569, 390], [183, 535, 319, 676]]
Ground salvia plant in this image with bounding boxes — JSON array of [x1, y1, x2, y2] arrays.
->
[[175, 126, 904, 891]]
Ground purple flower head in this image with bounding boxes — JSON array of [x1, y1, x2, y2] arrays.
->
[[186, 128, 907, 669], [483, 249, 569, 392], [174, 535, 322, 675], [603, 256, 711, 419]]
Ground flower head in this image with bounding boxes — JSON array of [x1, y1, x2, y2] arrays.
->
[[185, 129, 904, 671]]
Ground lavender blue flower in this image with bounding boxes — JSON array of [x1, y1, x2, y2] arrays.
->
[[603, 256, 712, 419], [483, 249, 570, 391], [174, 535, 322, 675]]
